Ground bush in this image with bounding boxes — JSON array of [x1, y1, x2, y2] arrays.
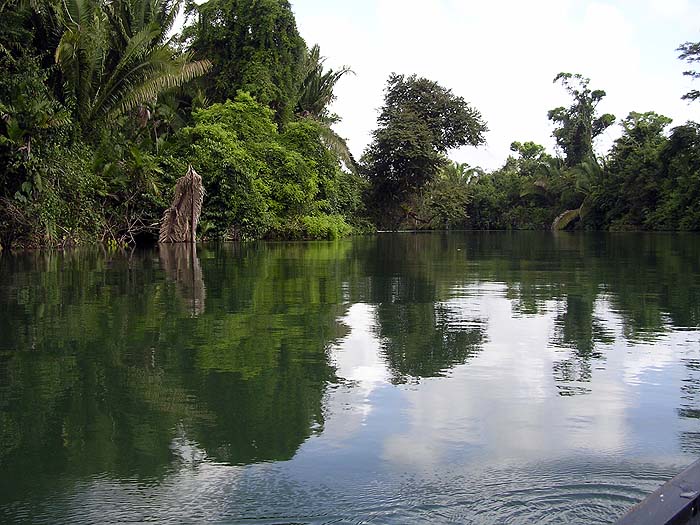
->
[[0, 138, 104, 248], [163, 92, 361, 240], [300, 214, 353, 239], [274, 214, 353, 240]]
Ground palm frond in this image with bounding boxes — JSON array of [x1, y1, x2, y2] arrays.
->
[[158, 0, 183, 43], [552, 208, 581, 230], [296, 43, 353, 120], [90, 22, 162, 115], [315, 123, 358, 174], [51, 0, 206, 129], [112, 58, 211, 117]]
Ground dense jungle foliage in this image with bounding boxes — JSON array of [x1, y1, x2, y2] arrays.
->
[[1, 0, 700, 249], [0, 0, 364, 248]]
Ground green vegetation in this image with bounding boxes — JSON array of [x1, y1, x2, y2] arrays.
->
[[1, 2, 700, 248], [679, 41, 700, 102], [363, 73, 487, 229], [0, 0, 363, 248], [162, 93, 361, 239], [408, 67, 700, 232]]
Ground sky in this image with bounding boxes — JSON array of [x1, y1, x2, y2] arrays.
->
[[291, 0, 700, 170]]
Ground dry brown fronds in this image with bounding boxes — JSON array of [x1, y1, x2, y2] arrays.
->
[[159, 165, 204, 243]]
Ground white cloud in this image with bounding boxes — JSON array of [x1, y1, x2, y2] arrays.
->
[[375, 288, 698, 471]]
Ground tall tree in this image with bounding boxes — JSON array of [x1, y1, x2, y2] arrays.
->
[[548, 73, 615, 167], [184, 0, 306, 125], [649, 122, 700, 230], [363, 73, 487, 228], [602, 111, 672, 227]]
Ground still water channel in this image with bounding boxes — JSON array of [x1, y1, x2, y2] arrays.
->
[[1, 232, 700, 524]]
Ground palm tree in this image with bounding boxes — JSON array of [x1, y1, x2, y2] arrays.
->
[[296, 44, 352, 123], [551, 159, 603, 230], [52, 0, 211, 130], [519, 157, 563, 203], [295, 44, 357, 172], [442, 160, 482, 185]]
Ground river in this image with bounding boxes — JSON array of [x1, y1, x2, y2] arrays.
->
[[1, 232, 699, 523]]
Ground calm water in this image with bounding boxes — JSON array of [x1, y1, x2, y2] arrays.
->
[[1, 232, 700, 524]]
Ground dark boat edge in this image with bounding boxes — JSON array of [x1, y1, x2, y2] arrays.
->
[[616, 459, 700, 524]]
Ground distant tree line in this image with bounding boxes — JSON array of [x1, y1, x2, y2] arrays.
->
[[378, 67, 700, 232], [1, 0, 699, 249]]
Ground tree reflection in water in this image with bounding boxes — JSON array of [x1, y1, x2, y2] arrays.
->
[[159, 243, 206, 317], [1, 232, 700, 512]]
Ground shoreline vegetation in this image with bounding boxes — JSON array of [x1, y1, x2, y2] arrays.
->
[[1, 1, 699, 251]]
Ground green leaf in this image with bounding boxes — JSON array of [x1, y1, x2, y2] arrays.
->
[[552, 208, 581, 230]]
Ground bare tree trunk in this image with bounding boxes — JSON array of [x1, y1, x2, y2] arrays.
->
[[159, 165, 204, 243]]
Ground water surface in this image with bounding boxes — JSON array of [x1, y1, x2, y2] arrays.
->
[[1, 232, 700, 523]]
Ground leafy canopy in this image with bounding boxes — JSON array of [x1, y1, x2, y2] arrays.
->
[[548, 72, 615, 167], [164, 92, 360, 240], [184, 0, 306, 125], [363, 73, 487, 228], [678, 41, 700, 101]]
